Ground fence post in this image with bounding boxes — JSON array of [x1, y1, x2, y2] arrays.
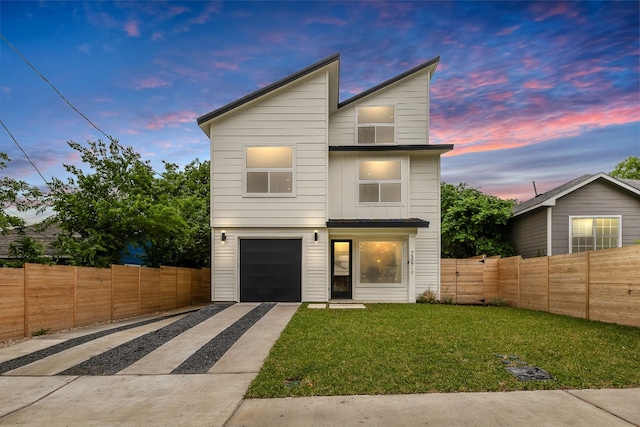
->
[[585, 251, 590, 320], [23, 263, 29, 338], [546, 256, 550, 313], [110, 265, 114, 321], [517, 256, 521, 308], [73, 266, 78, 328]]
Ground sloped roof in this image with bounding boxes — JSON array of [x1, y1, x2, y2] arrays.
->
[[513, 172, 640, 216], [0, 224, 61, 257], [197, 53, 441, 136], [197, 53, 340, 135]]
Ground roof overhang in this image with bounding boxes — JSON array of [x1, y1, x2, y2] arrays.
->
[[329, 144, 453, 155], [327, 218, 429, 228]]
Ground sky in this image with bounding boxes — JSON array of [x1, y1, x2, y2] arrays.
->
[[1, 0, 639, 223]]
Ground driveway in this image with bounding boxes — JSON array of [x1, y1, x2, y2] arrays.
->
[[0, 303, 299, 426]]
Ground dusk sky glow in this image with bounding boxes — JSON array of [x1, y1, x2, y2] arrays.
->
[[1, 1, 639, 223]]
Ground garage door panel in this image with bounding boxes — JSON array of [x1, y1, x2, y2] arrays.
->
[[240, 239, 301, 302]]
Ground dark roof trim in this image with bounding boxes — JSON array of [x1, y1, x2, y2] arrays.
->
[[338, 56, 440, 108], [329, 144, 453, 153], [197, 52, 340, 125], [327, 219, 429, 228]]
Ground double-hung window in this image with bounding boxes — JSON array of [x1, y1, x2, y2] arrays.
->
[[569, 216, 621, 253], [357, 106, 395, 144], [245, 146, 293, 195], [358, 160, 401, 203]]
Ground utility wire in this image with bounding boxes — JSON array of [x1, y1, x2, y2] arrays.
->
[[0, 33, 113, 142], [0, 119, 49, 185], [0, 33, 162, 177]]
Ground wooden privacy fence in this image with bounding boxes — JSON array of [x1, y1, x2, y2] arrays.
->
[[0, 264, 211, 342], [441, 245, 640, 328]]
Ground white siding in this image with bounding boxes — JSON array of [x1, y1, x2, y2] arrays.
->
[[329, 70, 430, 146], [210, 72, 328, 228], [409, 155, 441, 297], [211, 228, 328, 302], [328, 152, 410, 219]]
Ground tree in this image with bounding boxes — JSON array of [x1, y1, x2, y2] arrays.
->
[[1, 152, 42, 233], [47, 140, 187, 268], [143, 159, 211, 268], [610, 156, 640, 180], [441, 182, 516, 258]]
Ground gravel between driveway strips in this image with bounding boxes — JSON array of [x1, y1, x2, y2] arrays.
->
[[58, 303, 234, 376], [172, 302, 276, 374], [0, 310, 199, 375]]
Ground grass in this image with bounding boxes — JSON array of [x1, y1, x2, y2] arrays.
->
[[247, 304, 640, 398]]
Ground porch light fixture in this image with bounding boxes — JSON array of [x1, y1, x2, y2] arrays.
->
[[221, 232, 226, 243], [314, 231, 318, 242]]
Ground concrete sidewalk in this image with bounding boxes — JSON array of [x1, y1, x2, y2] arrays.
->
[[228, 388, 640, 426], [1, 303, 638, 426]]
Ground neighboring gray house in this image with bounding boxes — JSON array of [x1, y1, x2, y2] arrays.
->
[[510, 173, 640, 258]]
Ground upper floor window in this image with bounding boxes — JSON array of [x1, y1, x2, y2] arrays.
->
[[358, 160, 401, 203], [570, 216, 621, 253], [357, 106, 395, 144], [245, 146, 293, 195]]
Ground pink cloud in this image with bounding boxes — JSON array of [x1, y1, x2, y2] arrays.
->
[[530, 2, 580, 22], [523, 81, 554, 90], [467, 72, 509, 88], [496, 25, 520, 36], [488, 91, 514, 102], [146, 111, 197, 130], [133, 77, 172, 90], [151, 31, 164, 41], [304, 16, 347, 26], [189, 2, 220, 25], [2, 86, 11, 94], [124, 20, 140, 37], [213, 61, 239, 71], [432, 103, 639, 157]]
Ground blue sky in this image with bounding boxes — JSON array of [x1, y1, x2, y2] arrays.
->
[[1, 1, 639, 222]]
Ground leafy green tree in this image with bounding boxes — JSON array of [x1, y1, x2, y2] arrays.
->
[[610, 156, 640, 179], [1, 152, 42, 233], [7, 227, 51, 267], [47, 140, 187, 268], [441, 182, 516, 258], [144, 159, 211, 268]]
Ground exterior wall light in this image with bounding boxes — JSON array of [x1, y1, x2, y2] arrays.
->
[[314, 231, 318, 242], [221, 232, 226, 243]]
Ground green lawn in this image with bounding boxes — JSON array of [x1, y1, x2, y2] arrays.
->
[[247, 304, 640, 398]]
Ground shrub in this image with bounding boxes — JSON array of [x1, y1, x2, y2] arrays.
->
[[417, 289, 438, 304]]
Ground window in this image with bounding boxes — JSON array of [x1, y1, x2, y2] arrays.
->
[[245, 146, 293, 195], [359, 241, 402, 284], [358, 160, 401, 203], [357, 106, 395, 144], [570, 216, 621, 253]]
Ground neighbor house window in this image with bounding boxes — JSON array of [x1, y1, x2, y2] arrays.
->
[[358, 160, 401, 203], [245, 146, 293, 195], [570, 216, 621, 253], [359, 241, 402, 284], [357, 106, 395, 144]]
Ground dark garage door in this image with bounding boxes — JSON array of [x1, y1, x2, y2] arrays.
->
[[240, 239, 302, 302]]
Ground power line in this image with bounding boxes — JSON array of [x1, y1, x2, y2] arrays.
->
[[0, 33, 114, 142], [0, 119, 49, 185]]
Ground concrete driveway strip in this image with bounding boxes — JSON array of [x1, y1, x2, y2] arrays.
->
[[0, 374, 255, 427], [209, 303, 300, 374], [3, 313, 191, 376], [227, 390, 636, 427], [118, 303, 259, 375]]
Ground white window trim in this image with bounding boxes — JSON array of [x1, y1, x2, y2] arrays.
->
[[355, 105, 397, 144], [355, 238, 406, 288], [242, 145, 296, 197], [357, 158, 404, 206], [568, 215, 622, 253]]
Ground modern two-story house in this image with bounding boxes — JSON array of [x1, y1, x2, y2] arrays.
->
[[197, 53, 453, 303]]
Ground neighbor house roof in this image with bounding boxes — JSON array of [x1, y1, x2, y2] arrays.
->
[[0, 223, 61, 257], [513, 172, 640, 217]]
